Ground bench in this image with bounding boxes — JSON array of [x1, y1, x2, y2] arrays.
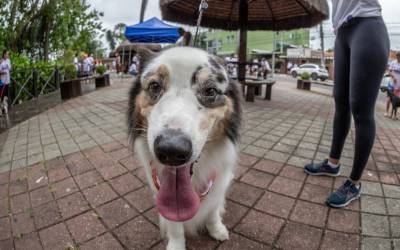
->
[[297, 79, 333, 91], [243, 79, 276, 102]]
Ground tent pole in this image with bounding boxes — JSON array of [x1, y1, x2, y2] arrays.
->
[[238, 0, 248, 86]]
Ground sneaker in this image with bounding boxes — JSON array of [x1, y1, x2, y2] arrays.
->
[[304, 159, 341, 177], [384, 112, 389, 117], [326, 180, 361, 208]]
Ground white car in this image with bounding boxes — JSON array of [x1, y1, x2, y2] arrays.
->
[[290, 63, 329, 81]]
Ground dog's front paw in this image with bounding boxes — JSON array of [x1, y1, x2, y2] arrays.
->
[[166, 241, 186, 250], [207, 223, 229, 241]]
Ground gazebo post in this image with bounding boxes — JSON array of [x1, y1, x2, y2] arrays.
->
[[238, 0, 248, 89]]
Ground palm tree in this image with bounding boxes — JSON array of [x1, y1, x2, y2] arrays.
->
[[140, 0, 148, 23]]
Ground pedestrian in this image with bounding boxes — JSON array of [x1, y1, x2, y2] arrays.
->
[[386, 52, 400, 116], [88, 53, 94, 74], [251, 58, 258, 76], [261, 58, 271, 79], [287, 61, 293, 73], [128, 62, 138, 76], [82, 54, 91, 77], [0, 50, 11, 115], [304, 0, 390, 208]]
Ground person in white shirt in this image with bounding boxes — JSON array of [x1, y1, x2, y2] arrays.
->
[[261, 58, 271, 79], [82, 54, 91, 76], [87, 54, 94, 73], [129, 63, 138, 76], [287, 62, 293, 73], [0, 50, 11, 115]]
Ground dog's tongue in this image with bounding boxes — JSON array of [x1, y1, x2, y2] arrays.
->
[[156, 165, 200, 222]]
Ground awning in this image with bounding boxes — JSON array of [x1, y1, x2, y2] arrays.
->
[[124, 17, 181, 43]]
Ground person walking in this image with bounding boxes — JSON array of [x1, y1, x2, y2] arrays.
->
[[0, 50, 11, 115], [304, 0, 390, 208], [386, 52, 400, 116]]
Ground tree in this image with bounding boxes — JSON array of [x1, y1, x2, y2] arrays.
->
[[104, 23, 126, 52], [0, 0, 105, 61], [106, 30, 116, 51]]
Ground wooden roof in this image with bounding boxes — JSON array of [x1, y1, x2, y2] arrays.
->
[[160, 0, 329, 31]]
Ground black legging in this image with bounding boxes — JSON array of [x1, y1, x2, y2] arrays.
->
[[0, 84, 8, 102], [329, 17, 390, 181]]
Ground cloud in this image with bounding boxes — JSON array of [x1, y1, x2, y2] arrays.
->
[[89, 0, 161, 30], [90, 0, 400, 51]]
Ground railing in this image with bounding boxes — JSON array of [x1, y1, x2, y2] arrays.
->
[[9, 66, 63, 106]]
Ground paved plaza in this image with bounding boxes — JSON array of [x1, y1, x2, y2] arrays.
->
[[0, 77, 400, 250]]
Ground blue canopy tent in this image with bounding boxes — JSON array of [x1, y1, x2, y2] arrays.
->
[[124, 17, 181, 43]]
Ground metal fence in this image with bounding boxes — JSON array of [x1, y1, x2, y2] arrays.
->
[[8, 66, 64, 106]]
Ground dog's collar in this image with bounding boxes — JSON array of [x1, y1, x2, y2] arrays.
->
[[150, 161, 216, 201]]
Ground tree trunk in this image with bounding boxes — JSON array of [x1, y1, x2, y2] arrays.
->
[[43, 27, 50, 61], [7, 0, 19, 51]]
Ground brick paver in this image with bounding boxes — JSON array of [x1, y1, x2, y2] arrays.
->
[[0, 77, 400, 249]]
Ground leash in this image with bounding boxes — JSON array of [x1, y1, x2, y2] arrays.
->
[[193, 0, 208, 47]]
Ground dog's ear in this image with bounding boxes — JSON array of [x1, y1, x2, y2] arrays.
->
[[214, 55, 227, 67], [137, 46, 158, 73]]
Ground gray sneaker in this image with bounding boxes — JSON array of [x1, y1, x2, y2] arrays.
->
[[327, 180, 361, 208], [304, 159, 341, 177]]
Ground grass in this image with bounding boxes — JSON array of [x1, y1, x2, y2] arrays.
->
[[204, 29, 310, 55]]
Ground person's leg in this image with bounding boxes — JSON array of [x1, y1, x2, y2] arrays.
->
[[328, 31, 352, 164], [304, 31, 350, 177], [386, 97, 391, 116], [348, 18, 390, 182]]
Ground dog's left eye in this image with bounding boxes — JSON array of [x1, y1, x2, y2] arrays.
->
[[148, 81, 162, 95]]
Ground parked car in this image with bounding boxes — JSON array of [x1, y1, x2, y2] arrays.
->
[[290, 63, 329, 81]]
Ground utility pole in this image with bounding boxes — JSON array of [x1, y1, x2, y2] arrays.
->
[[319, 22, 325, 67], [140, 0, 148, 23], [272, 32, 276, 77]]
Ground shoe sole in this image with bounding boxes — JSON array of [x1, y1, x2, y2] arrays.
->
[[304, 168, 341, 177], [326, 193, 361, 208]]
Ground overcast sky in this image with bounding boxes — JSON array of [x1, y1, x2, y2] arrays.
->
[[89, 0, 400, 49]]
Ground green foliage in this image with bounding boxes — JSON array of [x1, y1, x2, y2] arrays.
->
[[105, 23, 126, 51], [64, 64, 77, 80], [300, 72, 311, 80], [9, 52, 61, 103], [96, 65, 107, 75], [0, 0, 105, 61]]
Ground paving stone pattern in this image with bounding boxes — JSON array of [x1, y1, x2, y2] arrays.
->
[[0, 78, 400, 249]]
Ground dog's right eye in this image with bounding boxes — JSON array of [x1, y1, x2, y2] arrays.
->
[[148, 81, 162, 96]]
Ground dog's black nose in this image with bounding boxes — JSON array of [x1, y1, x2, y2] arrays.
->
[[154, 129, 192, 166]]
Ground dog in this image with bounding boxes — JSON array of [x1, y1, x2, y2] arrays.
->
[[127, 47, 242, 250], [381, 86, 400, 119]]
